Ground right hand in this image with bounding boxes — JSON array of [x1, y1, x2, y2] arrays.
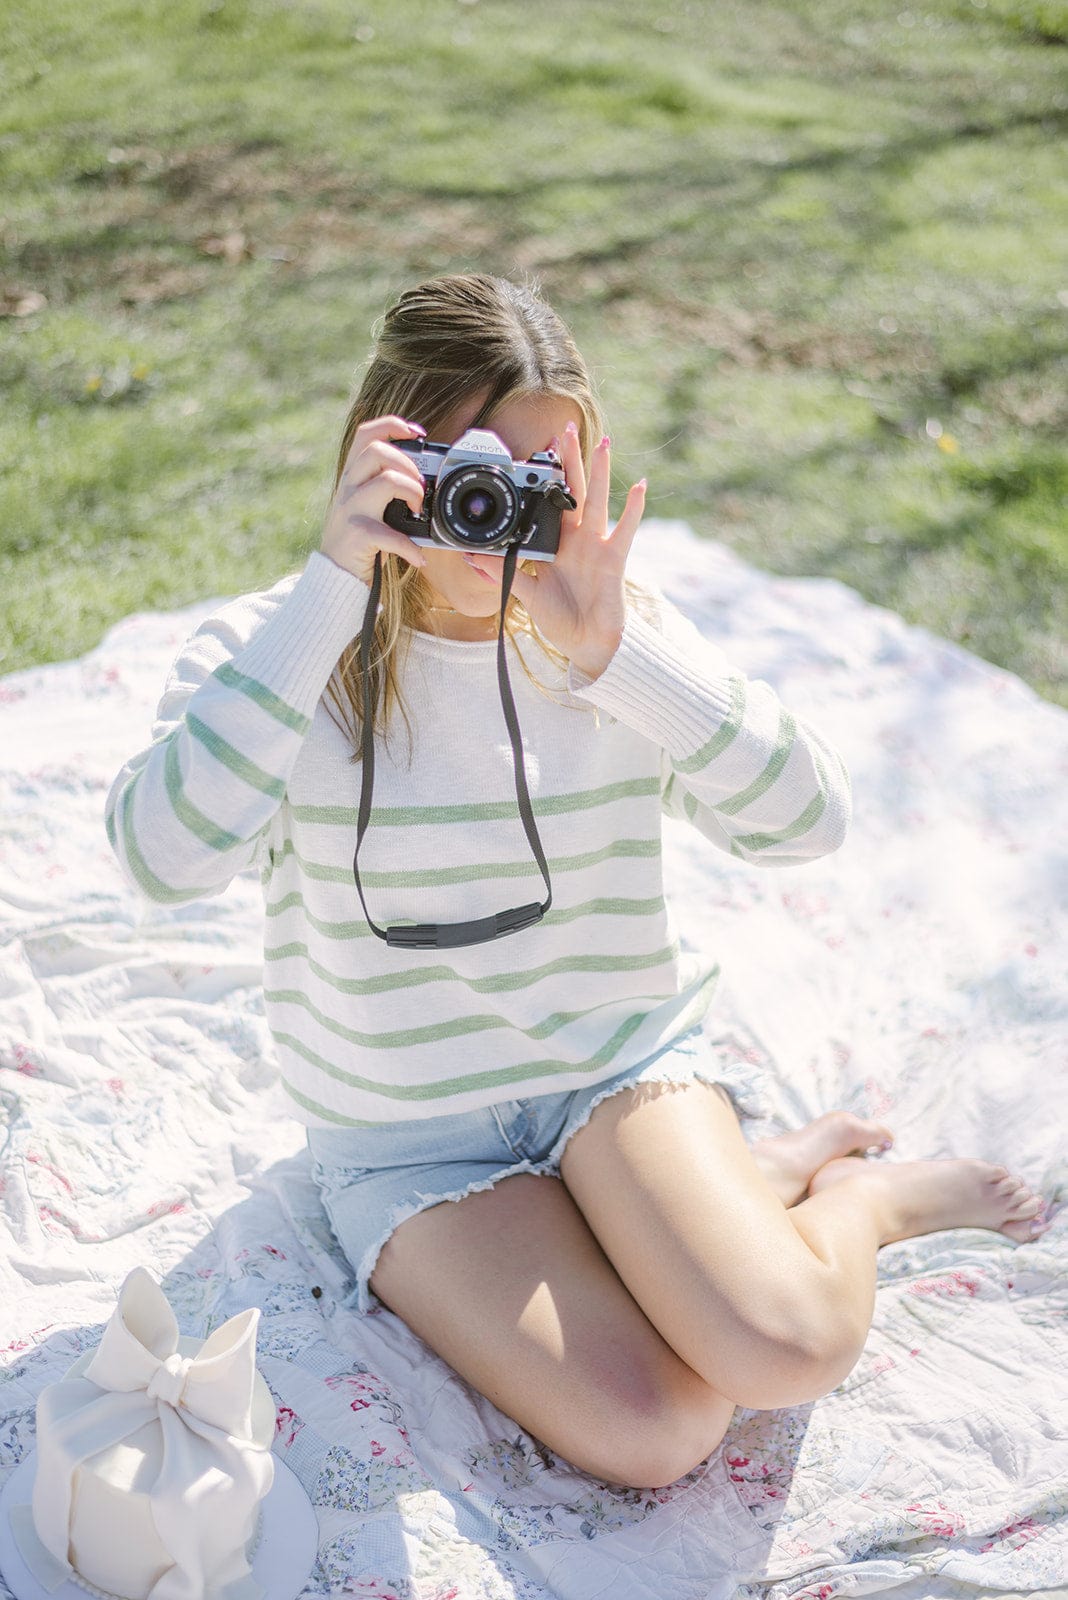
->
[[320, 415, 430, 587]]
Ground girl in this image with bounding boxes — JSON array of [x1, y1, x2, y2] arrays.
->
[[106, 272, 1050, 1491]]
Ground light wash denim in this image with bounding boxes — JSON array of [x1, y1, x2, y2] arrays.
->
[[308, 1024, 761, 1313]]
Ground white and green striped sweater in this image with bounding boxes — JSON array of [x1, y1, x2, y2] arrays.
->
[[104, 550, 851, 1127]]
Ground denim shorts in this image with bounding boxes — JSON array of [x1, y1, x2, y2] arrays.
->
[[307, 1023, 766, 1315]]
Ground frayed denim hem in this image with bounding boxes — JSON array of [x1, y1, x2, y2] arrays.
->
[[542, 1061, 759, 1175], [349, 1152, 560, 1315]]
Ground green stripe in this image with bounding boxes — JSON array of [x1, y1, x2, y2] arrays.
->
[[214, 661, 311, 734], [290, 774, 660, 828], [263, 889, 667, 939], [272, 968, 718, 1106], [105, 804, 118, 849], [674, 675, 747, 774], [264, 939, 679, 997], [118, 777, 217, 904], [732, 747, 831, 854], [265, 982, 680, 1049], [163, 734, 244, 852], [187, 713, 285, 800], [717, 708, 797, 817], [271, 834, 657, 888], [281, 1079, 386, 1125], [661, 770, 677, 809]]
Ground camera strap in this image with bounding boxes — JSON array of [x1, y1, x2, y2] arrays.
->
[[351, 544, 553, 948]]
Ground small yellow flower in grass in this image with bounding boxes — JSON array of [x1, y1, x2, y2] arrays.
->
[[85, 374, 103, 393], [131, 363, 150, 381], [937, 434, 960, 453]]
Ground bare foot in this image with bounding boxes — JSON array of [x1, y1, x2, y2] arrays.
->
[[749, 1111, 895, 1208], [807, 1155, 1053, 1245]]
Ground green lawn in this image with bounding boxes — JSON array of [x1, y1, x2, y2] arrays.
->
[[2, 0, 1066, 702]]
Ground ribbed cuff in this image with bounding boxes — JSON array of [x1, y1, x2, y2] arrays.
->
[[233, 551, 371, 718], [567, 605, 740, 760]]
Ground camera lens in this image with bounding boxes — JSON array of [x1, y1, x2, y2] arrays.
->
[[437, 466, 520, 548], [459, 488, 496, 526]]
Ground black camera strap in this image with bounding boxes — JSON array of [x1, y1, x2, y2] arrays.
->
[[352, 544, 553, 949]]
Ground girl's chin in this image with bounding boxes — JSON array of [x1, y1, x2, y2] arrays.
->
[[445, 593, 503, 615]]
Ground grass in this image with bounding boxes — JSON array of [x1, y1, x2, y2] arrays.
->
[[1, 0, 1066, 702]]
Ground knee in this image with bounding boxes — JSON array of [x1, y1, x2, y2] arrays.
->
[[566, 1378, 737, 1491], [721, 1322, 866, 1411]]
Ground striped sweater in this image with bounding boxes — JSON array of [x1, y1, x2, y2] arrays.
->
[[104, 550, 852, 1127]]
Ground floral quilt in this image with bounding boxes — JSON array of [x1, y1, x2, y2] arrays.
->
[[1, 520, 1065, 1599]]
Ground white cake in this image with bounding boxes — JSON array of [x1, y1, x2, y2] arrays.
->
[[10, 1266, 276, 1600]]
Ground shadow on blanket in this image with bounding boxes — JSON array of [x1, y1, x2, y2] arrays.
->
[[1, 522, 1066, 1600]]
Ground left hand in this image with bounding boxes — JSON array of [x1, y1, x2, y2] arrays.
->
[[462, 422, 647, 679]]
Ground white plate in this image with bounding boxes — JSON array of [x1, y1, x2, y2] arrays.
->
[[0, 1450, 319, 1600]]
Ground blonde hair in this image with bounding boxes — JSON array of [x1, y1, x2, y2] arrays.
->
[[322, 272, 653, 759]]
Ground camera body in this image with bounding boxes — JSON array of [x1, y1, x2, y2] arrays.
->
[[382, 428, 576, 559]]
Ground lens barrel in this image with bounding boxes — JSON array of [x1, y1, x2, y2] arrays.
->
[[436, 465, 520, 548]]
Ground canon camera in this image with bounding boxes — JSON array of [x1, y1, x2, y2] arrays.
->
[[382, 427, 576, 559]]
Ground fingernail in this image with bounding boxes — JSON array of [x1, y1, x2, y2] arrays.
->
[[599, 435, 611, 449], [637, 478, 647, 491], [565, 420, 579, 436], [550, 435, 560, 450], [409, 422, 426, 435]]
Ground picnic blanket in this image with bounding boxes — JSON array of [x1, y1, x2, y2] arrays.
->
[[1, 518, 1066, 1600]]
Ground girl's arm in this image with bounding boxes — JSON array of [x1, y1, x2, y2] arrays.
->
[[567, 586, 852, 867], [104, 552, 370, 906]]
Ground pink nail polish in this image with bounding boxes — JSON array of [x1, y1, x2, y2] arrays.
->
[[600, 435, 611, 448], [565, 420, 579, 436]]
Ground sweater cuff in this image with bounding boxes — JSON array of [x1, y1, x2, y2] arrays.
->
[[232, 551, 371, 718], [567, 605, 740, 759]]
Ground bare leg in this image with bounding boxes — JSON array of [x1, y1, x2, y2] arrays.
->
[[808, 1154, 1053, 1245], [559, 1080, 1052, 1410], [747, 1110, 895, 1207]]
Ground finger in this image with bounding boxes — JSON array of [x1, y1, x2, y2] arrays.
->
[[343, 414, 425, 474], [581, 434, 611, 536], [340, 438, 425, 500], [347, 515, 427, 573], [603, 479, 647, 555], [560, 420, 586, 525], [357, 467, 427, 523]]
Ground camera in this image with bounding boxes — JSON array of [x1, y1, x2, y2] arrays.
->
[[382, 427, 576, 559]]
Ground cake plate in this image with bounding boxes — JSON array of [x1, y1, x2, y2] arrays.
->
[[0, 1451, 319, 1600]]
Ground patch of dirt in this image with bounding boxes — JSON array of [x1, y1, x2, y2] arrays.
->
[[598, 287, 917, 379], [9, 137, 968, 396], [37, 140, 503, 306]]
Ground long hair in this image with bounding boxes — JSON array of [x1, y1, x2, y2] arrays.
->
[[321, 272, 651, 760]]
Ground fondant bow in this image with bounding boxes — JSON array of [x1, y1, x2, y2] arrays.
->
[[14, 1266, 273, 1600], [83, 1263, 260, 1437]]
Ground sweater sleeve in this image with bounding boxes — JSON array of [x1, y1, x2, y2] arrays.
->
[[566, 585, 852, 867], [104, 551, 371, 906]]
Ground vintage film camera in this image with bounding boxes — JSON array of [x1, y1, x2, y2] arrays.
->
[[383, 427, 576, 558]]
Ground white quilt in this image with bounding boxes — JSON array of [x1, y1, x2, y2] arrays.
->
[[1, 520, 1066, 1600]]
